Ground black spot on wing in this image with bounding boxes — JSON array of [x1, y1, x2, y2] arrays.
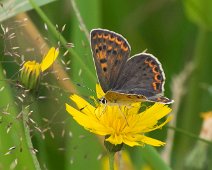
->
[[112, 50, 117, 55], [103, 67, 107, 72], [114, 60, 119, 66], [156, 74, 162, 81], [100, 58, 107, 63], [103, 44, 107, 50]]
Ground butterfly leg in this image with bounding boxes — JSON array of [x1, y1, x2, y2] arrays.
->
[[118, 105, 130, 126], [98, 104, 107, 116]]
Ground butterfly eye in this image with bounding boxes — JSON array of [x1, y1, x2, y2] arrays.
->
[[99, 98, 107, 104]]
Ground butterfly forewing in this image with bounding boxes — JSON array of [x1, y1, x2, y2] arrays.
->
[[90, 29, 131, 92]]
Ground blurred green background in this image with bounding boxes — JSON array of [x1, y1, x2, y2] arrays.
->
[[0, 0, 212, 169]]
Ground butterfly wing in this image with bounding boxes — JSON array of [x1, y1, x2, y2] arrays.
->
[[90, 29, 131, 93], [105, 91, 173, 104], [109, 53, 173, 104]]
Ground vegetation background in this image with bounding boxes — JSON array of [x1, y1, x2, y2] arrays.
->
[[0, 0, 212, 169]]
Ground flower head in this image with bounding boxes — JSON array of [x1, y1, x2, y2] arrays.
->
[[65, 84, 172, 147], [20, 47, 59, 89]]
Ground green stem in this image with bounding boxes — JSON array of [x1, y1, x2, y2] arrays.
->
[[22, 106, 41, 170], [70, 0, 89, 41], [182, 29, 207, 129], [108, 152, 115, 170], [172, 28, 208, 169], [28, 0, 96, 82]]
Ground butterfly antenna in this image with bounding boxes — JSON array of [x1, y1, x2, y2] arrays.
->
[[142, 48, 148, 53], [99, 104, 107, 116], [75, 83, 96, 94]]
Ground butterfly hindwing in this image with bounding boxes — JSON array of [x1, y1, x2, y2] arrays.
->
[[111, 53, 172, 103], [90, 29, 131, 92], [146, 96, 173, 104]]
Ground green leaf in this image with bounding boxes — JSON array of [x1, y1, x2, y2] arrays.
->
[[0, 65, 37, 169], [0, 0, 56, 22], [129, 146, 171, 170], [184, 0, 212, 30]]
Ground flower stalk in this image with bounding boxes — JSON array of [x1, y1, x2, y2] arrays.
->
[[22, 106, 41, 170], [108, 151, 115, 170]]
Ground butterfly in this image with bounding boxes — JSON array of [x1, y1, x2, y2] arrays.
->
[[90, 28, 173, 104]]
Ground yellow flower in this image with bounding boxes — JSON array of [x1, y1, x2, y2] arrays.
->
[[20, 47, 59, 89], [65, 84, 172, 147]]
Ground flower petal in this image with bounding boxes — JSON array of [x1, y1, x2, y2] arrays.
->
[[133, 103, 171, 132], [123, 134, 143, 146], [141, 103, 171, 121], [127, 102, 141, 115], [143, 115, 172, 133], [65, 103, 109, 135], [137, 135, 165, 146], [40, 47, 59, 72], [122, 134, 165, 147], [106, 134, 123, 145], [123, 140, 141, 147], [96, 84, 105, 99], [70, 94, 95, 116]]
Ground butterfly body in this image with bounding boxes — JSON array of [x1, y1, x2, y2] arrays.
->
[[90, 28, 173, 104]]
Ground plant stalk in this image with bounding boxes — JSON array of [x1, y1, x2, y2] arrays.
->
[[108, 152, 115, 170], [22, 106, 41, 170]]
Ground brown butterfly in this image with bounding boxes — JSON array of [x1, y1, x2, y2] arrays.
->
[[90, 28, 173, 104]]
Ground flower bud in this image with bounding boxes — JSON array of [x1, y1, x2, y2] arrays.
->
[[20, 61, 41, 90]]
